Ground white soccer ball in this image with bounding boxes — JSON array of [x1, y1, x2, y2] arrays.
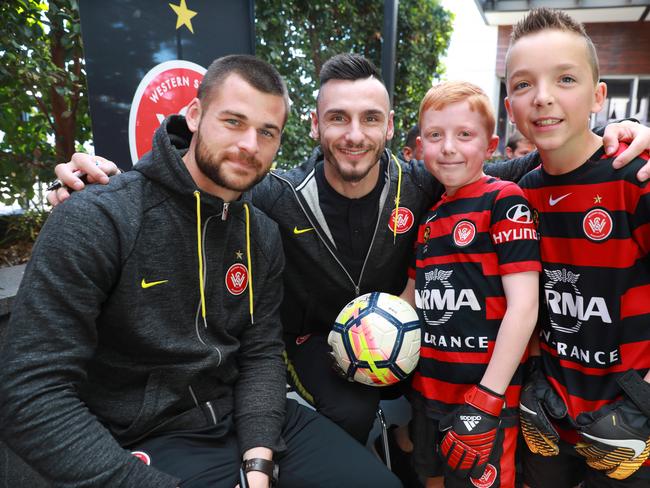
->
[[328, 292, 421, 386]]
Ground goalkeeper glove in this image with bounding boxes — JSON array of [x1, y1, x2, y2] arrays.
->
[[575, 370, 650, 480], [439, 384, 504, 480], [519, 356, 569, 456]]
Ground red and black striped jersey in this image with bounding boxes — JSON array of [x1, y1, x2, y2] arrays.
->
[[519, 145, 650, 424], [408, 176, 541, 420]]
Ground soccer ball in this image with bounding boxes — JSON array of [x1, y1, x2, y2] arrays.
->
[[328, 292, 421, 387]]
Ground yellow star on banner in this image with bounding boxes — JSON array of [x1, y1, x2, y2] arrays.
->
[[169, 0, 197, 34], [594, 194, 602, 204]]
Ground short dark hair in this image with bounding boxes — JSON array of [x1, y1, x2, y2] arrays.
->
[[197, 54, 290, 125], [319, 53, 383, 87], [506, 131, 525, 152], [507, 8, 599, 83], [404, 125, 420, 150]]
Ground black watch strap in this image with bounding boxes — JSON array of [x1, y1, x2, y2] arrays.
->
[[242, 458, 279, 485]]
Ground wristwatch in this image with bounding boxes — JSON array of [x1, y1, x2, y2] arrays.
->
[[242, 458, 279, 487]]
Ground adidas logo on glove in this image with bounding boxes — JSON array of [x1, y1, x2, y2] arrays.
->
[[460, 414, 482, 431]]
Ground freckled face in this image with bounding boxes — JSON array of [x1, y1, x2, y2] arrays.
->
[[419, 101, 498, 195]]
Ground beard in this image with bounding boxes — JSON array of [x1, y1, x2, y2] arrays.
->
[[194, 129, 267, 193], [320, 141, 385, 183]]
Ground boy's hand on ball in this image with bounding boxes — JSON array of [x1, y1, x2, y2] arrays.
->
[[439, 384, 504, 480]]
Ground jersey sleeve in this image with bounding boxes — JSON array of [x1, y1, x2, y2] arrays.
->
[[630, 156, 650, 255], [489, 183, 541, 275]]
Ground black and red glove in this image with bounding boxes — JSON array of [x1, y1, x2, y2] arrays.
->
[[439, 384, 504, 480], [575, 370, 650, 480]]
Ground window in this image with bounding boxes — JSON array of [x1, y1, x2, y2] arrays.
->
[[635, 79, 650, 125], [593, 77, 650, 127]]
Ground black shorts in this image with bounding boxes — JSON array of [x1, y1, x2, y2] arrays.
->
[[523, 437, 650, 488], [411, 406, 518, 488]]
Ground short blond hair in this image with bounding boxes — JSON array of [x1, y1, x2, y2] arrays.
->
[[419, 81, 495, 136], [507, 8, 599, 84]]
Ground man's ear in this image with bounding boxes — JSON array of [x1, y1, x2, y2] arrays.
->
[[386, 110, 395, 141], [309, 110, 319, 140], [185, 98, 202, 133]]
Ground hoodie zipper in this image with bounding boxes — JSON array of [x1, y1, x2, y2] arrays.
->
[[276, 173, 358, 292], [194, 214, 223, 366], [356, 155, 391, 295]]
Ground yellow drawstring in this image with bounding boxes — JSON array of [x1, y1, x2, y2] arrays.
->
[[391, 154, 403, 244], [243, 203, 254, 324], [194, 191, 207, 320], [194, 192, 254, 325]]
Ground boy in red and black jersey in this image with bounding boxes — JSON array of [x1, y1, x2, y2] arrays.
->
[[401, 81, 540, 488], [505, 8, 650, 487]]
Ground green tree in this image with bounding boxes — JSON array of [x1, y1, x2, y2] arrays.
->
[[0, 0, 452, 209], [255, 0, 453, 168], [0, 0, 90, 209]]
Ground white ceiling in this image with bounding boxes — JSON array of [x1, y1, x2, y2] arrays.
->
[[481, 5, 649, 25]]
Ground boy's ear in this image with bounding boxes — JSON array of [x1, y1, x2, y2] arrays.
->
[[185, 98, 201, 133], [416, 135, 423, 154], [591, 81, 607, 114], [486, 135, 500, 158], [504, 97, 515, 123]]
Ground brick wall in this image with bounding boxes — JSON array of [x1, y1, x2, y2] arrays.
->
[[496, 22, 650, 78]]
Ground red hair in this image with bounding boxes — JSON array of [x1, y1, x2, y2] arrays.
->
[[419, 81, 495, 136]]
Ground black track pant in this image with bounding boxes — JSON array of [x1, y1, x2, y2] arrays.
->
[[285, 333, 384, 444], [129, 398, 402, 488]]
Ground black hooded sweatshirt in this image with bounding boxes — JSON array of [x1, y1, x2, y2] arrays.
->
[[0, 116, 286, 487]]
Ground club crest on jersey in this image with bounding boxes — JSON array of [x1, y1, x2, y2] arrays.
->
[[582, 208, 612, 242], [131, 451, 151, 465], [506, 204, 533, 224], [453, 220, 476, 247], [226, 263, 248, 295], [389, 207, 414, 234], [471, 463, 497, 488]]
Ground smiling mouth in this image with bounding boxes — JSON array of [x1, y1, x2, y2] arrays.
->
[[534, 118, 562, 127], [338, 147, 370, 156]]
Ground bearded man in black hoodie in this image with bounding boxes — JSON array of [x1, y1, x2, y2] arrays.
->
[[0, 55, 401, 488]]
